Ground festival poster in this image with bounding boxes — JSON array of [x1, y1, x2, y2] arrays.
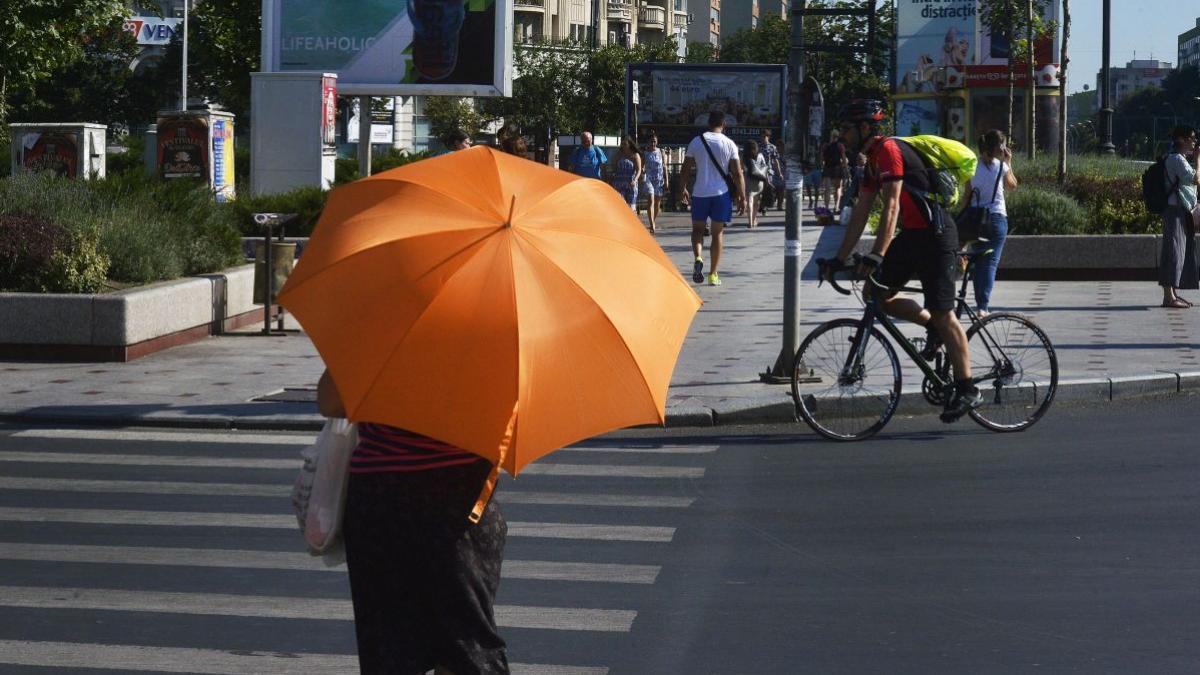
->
[[896, 0, 976, 93], [22, 133, 79, 178], [158, 116, 208, 180]]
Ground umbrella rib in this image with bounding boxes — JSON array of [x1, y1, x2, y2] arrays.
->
[[513, 231, 666, 425], [350, 234, 514, 422], [365, 175, 505, 222]]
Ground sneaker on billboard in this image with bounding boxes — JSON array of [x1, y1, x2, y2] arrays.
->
[[408, 0, 467, 81]]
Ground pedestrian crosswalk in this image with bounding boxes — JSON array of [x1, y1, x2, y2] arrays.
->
[[0, 426, 717, 674]]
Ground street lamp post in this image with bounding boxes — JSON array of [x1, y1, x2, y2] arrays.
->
[[1097, 0, 1115, 154], [181, 0, 189, 111]]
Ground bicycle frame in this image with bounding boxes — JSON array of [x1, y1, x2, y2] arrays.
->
[[839, 252, 1013, 393]]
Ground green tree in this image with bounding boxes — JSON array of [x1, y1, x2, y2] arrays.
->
[[0, 0, 129, 145], [172, 0, 261, 122], [424, 97, 487, 145], [584, 40, 680, 133], [479, 44, 589, 160], [685, 42, 719, 64], [978, 0, 1053, 149]]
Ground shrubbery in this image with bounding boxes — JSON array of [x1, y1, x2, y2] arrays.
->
[[1006, 187, 1092, 235], [0, 172, 242, 290], [0, 213, 109, 293], [229, 186, 328, 237], [1012, 156, 1159, 235]]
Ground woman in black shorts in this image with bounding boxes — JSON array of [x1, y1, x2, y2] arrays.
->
[[821, 130, 849, 211]]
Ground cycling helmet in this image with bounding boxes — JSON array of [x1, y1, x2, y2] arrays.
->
[[836, 99, 886, 125]]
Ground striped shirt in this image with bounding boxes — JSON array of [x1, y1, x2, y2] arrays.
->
[[350, 422, 481, 474]]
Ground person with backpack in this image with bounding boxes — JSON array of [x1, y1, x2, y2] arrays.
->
[[743, 140, 769, 229], [565, 132, 607, 180], [827, 99, 981, 423], [1158, 126, 1200, 308], [820, 130, 849, 211], [968, 129, 1019, 317], [679, 110, 747, 287]]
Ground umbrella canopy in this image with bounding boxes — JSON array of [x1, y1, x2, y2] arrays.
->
[[278, 145, 701, 476]]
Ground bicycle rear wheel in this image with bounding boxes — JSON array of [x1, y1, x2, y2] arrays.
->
[[966, 312, 1058, 432], [792, 318, 902, 441]]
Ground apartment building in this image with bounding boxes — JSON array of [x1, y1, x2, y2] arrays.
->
[[720, 0, 785, 36], [685, 0, 720, 47], [1180, 18, 1200, 69], [516, 0, 691, 54], [1096, 59, 1173, 109]]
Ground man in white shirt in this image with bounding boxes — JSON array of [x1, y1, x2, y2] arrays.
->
[[680, 111, 747, 286]]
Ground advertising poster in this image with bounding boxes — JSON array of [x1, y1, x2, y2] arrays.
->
[[123, 17, 183, 45], [158, 116, 208, 180], [267, 0, 506, 94], [895, 99, 941, 136], [212, 119, 236, 202], [22, 133, 79, 178], [346, 98, 396, 144], [896, 0, 976, 93], [322, 75, 338, 147], [627, 64, 787, 146], [977, 0, 1060, 67]]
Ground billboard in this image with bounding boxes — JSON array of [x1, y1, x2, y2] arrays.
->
[[896, 0, 976, 93], [626, 64, 787, 147], [123, 17, 183, 45], [158, 116, 208, 180], [262, 0, 512, 97]]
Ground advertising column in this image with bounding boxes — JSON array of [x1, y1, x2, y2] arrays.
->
[[157, 111, 237, 198], [894, 0, 976, 142]]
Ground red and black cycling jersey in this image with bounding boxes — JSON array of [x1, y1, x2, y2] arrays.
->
[[860, 137, 935, 231]]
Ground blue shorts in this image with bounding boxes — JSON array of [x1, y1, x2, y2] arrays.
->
[[691, 193, 733, 224]]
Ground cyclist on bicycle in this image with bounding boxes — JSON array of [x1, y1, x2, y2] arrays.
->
[[827, 99, 982, 422]]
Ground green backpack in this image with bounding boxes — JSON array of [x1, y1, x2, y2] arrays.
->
[[894, 135, 978, 208]]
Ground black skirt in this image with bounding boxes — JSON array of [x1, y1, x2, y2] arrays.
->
[[343, 459, 509, 675]]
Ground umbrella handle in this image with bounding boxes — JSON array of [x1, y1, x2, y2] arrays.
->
[[469, 402, 518, 524]]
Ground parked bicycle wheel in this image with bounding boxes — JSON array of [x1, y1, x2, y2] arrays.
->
[[792, 318, 902, 441], [966, 312, 1058, 431]]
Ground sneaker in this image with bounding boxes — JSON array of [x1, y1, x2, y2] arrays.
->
[[940, 383, 983, 423], [692, 258, 705, 283], [708, 272, 722, 286], [918, 326, 943, 361]]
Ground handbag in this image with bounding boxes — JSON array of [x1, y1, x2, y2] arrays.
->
[[700, 134, 738, 194], [955, 162, 1005, 244], [291, 417, 358, 565]]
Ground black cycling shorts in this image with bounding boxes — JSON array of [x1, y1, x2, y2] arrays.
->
[[877, 218, 959, 311]]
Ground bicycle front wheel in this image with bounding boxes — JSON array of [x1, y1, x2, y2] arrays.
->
[[966, 312, 1058, 432], [792, 318, 902, 441]]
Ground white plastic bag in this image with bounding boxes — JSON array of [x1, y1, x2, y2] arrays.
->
[[291, 418, 357, 563], [839, 205, 853, 226]]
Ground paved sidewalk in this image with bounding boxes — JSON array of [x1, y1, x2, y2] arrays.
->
[[3, 207, 1198, 430]]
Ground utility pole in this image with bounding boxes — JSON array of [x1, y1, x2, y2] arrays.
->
[[1098, 0, 1115, 154], [181, 0, 189, 111], [763, 0, 877, 383], [1026, 0, 1035, 160]]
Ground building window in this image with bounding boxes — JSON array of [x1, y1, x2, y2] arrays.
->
[[674, 0, 685, 11], [751, 16, 757, 28], [710, 7, 719, 23]]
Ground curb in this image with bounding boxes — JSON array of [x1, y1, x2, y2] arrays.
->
[[1, 373, 1196, 432]]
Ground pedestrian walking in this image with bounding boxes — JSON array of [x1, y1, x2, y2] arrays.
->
[[760, 129, 784, 213], [820, 130, 849, 211], [969, 129, 1019, 316], [565, 131, 607, 180], [680, 110, 747, 287], [642, 131, 668, 232], [803, 163, 822, 209], [317, 371, 510, 675], [611, 135, 642, 212], [743, 140, 769, 229], [1160, 125, 1200, 308]]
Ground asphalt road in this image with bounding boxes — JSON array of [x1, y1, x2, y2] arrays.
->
[[0, 394, 1196, 674]]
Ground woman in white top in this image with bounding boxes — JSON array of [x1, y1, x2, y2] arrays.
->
[[1159, 125, 1200, 308], [743, 140, 769, 229], [968, 129, 1019, 316]]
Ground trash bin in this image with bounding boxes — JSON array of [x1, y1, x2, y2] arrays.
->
[[253, 241, 297, 305]]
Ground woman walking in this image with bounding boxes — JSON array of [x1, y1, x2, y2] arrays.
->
[[611, 135, 642, 212], [743, 140, 768, 229], [1160, 125, 1200, 308], [820, 130, 848, 211], [642, 132, 668, 232], [318, 370, 510, 675], [969, 129, 1019, 316]]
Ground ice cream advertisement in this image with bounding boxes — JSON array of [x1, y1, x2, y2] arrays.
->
[[267, 0, 509, 95]]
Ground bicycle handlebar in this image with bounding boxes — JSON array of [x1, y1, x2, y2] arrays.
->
[[815, 255, 860, 296]]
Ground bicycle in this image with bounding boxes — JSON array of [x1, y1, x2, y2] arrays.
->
[[792, 246, 1058, 441]]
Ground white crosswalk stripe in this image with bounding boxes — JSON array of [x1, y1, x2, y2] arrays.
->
[[0, 586, 638, 632], [0, 640, 609, 675], [0, 450, 704, 479], [0, 543, 661, 584], [0, 476, 695, 507], [0, 426, 709, 672], [0, 506, 675, 542]]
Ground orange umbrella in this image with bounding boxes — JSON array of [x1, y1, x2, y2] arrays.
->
[[278, 145, 701, 479]]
